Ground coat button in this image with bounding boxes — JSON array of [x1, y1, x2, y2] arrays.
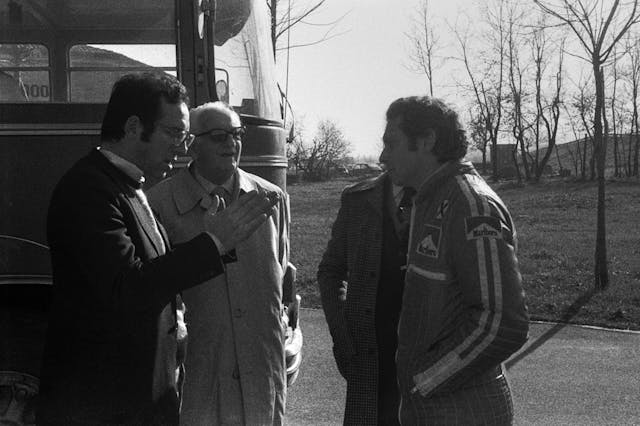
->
[[234, 308, 243, 318]]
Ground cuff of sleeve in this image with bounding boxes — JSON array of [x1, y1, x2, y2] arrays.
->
[[205, 232, 237, 264], [207, 232, 226, 254]]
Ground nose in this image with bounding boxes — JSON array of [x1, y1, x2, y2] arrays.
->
[[379, 147, 388, 164]]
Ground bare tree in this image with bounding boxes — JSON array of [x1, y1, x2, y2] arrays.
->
[[532, 28, 565, 182], [505, 3, 531, 181], [610, 47, 622, 177], [624, 31, 640, 176], [567, 74, 596, 179], [267, 0, 348, 61], [564, 103, 587, 176], [536, 0, 640, 289], [453, 2, 506, 181], [405, 0, 442, 96], [287, 119, 351, 181], [468, 106, 491, 173], [573, 75, 597, 179], [484, 0, 509, 181]]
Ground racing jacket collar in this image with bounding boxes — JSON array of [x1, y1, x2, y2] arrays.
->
[[415, 160, 475, 205]]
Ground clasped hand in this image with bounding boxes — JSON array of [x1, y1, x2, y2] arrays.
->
[[204, 189, 279, 252]]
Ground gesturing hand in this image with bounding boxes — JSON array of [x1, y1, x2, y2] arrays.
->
[[204, 189, 279, 252]]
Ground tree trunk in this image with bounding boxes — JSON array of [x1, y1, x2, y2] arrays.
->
[[629, 133, 640, 177], [581, 135, 588, 179], [593, 65, 608, 291], [589, 137, 597, 181], [512, 145, 522, 184], [482, 148, 487, 174]]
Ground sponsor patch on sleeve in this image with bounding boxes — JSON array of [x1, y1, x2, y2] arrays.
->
[[465, 216, 503, 240], [416, 225, 441, 258]]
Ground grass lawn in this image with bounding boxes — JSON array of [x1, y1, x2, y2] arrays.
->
[[288, 175, 640, 330]]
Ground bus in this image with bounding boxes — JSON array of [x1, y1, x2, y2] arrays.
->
[[0, 1, 300, 423]]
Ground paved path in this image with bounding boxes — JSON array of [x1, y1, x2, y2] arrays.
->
[[286, 308, 640, 426]]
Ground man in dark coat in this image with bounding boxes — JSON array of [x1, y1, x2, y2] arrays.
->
[[318, 169, 412, 425], [37, 73, 277, 425]]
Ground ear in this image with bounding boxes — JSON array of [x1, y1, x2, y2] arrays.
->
[[416, 130, 436, 153], [124, 115, 142, 138]]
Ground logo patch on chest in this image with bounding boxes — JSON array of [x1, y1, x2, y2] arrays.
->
[[465, 216, 503, 240], [416, 225, 441, 258]]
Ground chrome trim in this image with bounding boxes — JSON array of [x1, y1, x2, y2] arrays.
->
[[0, 235, 50, 250], [0, 123, 100, 130], [0, 275, 52, 285], [240, 155, 288, 167], [0, 123, 101, 136], [0, 129, 100, 136]]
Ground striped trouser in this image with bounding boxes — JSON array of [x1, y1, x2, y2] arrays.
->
[[399, 374, 513, 425]]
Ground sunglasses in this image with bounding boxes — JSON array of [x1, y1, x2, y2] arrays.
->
[[195, 126, 246, 143]]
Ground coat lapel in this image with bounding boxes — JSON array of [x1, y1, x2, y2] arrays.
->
[[364, 173, 386, 217], [128, 195, 165, 256], [88, 149, 165, 256]]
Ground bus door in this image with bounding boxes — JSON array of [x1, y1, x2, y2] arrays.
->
[[192, 0, 289, 189]]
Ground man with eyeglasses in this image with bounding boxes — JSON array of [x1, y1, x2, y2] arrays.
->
[[38, 74, 278, 426], [148, 101, 290, 425]]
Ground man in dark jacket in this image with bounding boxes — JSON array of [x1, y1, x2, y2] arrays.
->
[[37, 73, 277, 425]]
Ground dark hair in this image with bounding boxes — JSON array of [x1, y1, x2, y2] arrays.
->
[[100, 72, 189, 142], [386, 96, 468, 162]]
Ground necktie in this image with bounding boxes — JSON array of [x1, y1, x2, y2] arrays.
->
[[210, 186, 238, 263], [211, 186, 230, 212], [397, 187, 415, 253], [397, 187, 415, 225]]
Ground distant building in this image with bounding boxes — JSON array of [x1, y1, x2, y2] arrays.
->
[[493, 143, 517, 178], [494, 144, 516, 169]]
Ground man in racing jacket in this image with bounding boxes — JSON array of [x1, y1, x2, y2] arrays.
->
[[379, 96, 529, 425]]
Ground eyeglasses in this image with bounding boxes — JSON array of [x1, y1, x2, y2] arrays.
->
[[158, 124, 196, 149], [195, 126, 246, 143]]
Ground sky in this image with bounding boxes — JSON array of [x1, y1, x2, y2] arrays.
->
[[276, 0, 471, 159]]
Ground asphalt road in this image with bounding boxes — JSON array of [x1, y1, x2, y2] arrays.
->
[[286, 308, 640, 426]]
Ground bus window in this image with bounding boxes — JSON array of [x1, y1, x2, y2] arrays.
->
[[0, 0, 176, 102], [214, 0, 281, 121], [68, 44, 177, 103], [0, 43, 50, 102]]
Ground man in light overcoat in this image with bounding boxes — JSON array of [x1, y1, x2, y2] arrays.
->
[[148, 101, 289, 426]]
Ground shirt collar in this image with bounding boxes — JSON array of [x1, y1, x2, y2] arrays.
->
[[192, 166, 235, 195], [98, 147, 145, 187]]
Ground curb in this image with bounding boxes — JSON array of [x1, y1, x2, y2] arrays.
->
[[301, 308, 640, 335], [529, 320, 640, 334]]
